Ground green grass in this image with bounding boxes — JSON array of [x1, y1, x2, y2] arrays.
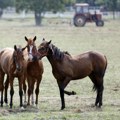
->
[[0, 17, 120, 120]]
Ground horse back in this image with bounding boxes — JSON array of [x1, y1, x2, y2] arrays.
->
[[0, 48, 14, 74], [61, 51, 107, 79], [88, 51, 107, 77]]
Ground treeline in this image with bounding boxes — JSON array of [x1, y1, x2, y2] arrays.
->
[[0, 0, 119, 12], [76, 0, 120, 11], [0, 0, 119, 25]]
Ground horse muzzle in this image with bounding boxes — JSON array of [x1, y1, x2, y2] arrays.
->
[[32, 56, 38, 61]]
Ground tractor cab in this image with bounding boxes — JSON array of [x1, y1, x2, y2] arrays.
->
[[75, 3, 89, 14], [73, 3, 104, 27]]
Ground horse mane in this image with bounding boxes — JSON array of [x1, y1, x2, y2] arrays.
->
[[50, 44, 71, 61]]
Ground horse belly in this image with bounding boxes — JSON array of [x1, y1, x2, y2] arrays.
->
[[73, 73, 89, 80], [72, 65, 93, 80], [0, 57, 10, 74]]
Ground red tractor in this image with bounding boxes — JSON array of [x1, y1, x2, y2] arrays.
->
[[73, 3, 104, 27]]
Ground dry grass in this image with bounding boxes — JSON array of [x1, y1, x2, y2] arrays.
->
[[0, 17, 120, 120]]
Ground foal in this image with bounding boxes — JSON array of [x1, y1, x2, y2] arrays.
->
[[0, 45, 26, 108], [25, 36, 43, 106], [38, 39, 107, 110]]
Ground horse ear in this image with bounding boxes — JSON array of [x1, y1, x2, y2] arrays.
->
[[33, 36, 36, 41], [47, 40, 52, 45], [25, 36, 28, 41], [42, 38, 45, 41], [22, 46, 27, 51], [14, 45, 17, 51], [49, 42, 54, 55]]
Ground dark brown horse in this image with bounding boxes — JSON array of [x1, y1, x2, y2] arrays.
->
[[24, 36, 43, 106], [37, 39, 107, 110], [0, 45, 26, 108]]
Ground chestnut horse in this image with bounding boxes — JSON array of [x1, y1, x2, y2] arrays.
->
[[24, 36, 43, 106], [38, 39, 107, 110], [0, 45, 26, 108]]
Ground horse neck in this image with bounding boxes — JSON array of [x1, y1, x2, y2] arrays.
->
[[46, 45, 66, 69], [47, 53, 58, 69], [31, 60, 39, 65]]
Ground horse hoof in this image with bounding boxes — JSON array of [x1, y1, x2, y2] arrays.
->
[[98, 104, 102, 108], [9, 104, 13, 109], [32, 101, 34, 105], [24, 101, 27, 105], [1, 104, 3, 107], [95, 104, 102, 109], [27, 103, 30, 106], [5, 103, 9, 107], [61, 106, 65, 110], [72, 91, 76, 95], [20, 106, 25, 111], [36, 104, 39, 108]]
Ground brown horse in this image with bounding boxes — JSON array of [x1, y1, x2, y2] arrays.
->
[[24, 36, 43, 106], [0, 45, 26, 108], [37, 39, 107, 110]]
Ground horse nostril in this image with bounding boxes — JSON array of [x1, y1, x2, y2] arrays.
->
[[32, 56, 37, 61], [17, 68, 21, 71], [16, 65, 21, 72]]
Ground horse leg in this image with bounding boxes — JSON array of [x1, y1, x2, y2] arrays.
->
[[27, 76, 32, 105], [89, 74, 104, 107], [95, 79, 104, 107], [27, 77, 35, 105], [0, 85, 4, 107], [18, 77, 24, 107], [35, 76, 42, 106], [9, 76, 14, 108], [58, 86, 65, 110], [27, 88, 31, 106], [57, 77, 73, 110], [64, 90, 76, 95], [31, 79, 35, 105], [23, 76, 27, 103], [1, 89, 4, 107], [4, 75, 9, 105], [62, 78, 76, 95], [0, 72, 5, 107]]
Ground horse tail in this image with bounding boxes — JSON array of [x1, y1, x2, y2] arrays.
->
[[103, 55, 107, 77], [92, 55, 107, 92], [93, 84, 97, 91], [100, 55, 107, 79]]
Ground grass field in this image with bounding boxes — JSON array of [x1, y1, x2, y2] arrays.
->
[[0, 17, 120, 120]]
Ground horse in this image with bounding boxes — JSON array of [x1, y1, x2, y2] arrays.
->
[[0, 45, 26, 108], [24, 36, 43, 106], [37, 39, 107, 110]]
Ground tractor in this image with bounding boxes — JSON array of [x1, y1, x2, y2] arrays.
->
[[73, 3, 104, 27]]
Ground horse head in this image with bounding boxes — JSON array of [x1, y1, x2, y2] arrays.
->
[[38, 38, 52, 59], [24, 36, 38, 61], [13, 45, 25, 72]]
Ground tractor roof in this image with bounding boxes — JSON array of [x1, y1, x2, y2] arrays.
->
[[75, 3, 89, 7]]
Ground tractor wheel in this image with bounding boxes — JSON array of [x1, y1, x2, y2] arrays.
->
[[74, 16, 86, 27], [96, 20, 104, 27]]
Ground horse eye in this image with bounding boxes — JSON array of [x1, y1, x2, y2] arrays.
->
[[39, 47, 46, 51], [23, 56, 25, 60], [14, 56, 17, 60]]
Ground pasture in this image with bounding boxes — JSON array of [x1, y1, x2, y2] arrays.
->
[[0, 17, 120, 120]]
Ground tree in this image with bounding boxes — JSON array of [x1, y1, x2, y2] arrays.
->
[[105, 0, 117, 19], [15, 0, 75, 26], [117, 0, 120, 11], [0, 0, 15, 18], [76, 0, 97, 5], [76, 0, 119, 19]]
